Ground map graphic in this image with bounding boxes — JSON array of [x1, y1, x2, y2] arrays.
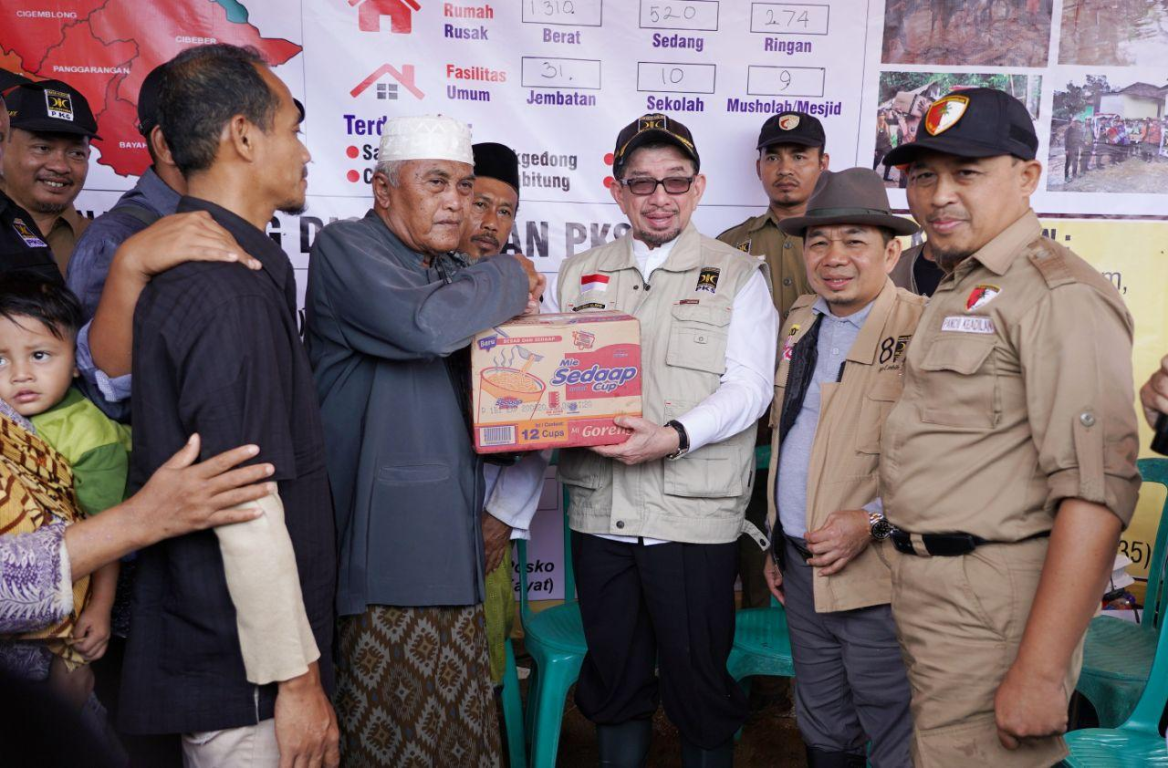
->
[[0, 0, 301, 176]]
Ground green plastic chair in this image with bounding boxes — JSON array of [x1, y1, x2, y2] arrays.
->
[[501, 638, 526, 767], [1075, 457, 1168, 727], [728, 445, 796, 737], [1062, 581, 1168, 766], [516, 485, 586, 768]]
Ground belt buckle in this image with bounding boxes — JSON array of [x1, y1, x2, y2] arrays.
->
[[890, 531, 915, 555]]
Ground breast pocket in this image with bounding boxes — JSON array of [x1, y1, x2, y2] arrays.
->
[[666, 304, 731, 375], [856, 374, 904, 455], [917, 337, 998, 429]]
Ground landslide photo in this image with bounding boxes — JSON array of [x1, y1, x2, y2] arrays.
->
[[1060, 0, 1168, 65], [882, 0, 1054, 67]]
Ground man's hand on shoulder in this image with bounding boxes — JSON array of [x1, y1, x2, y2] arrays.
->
[[114, 211, 259, 279], [275, 661, 340, 768], [590, 416, 679, 465], [804, 509, 870, 575]]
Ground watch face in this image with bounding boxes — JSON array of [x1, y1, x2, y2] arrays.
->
[[871, 518, 893, 540]]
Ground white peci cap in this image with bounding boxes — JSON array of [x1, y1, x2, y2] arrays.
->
[[378, 114, 473, 165]]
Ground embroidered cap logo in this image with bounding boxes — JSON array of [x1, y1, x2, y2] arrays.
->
[[44, 89, 74, 121], [924, 95, 969, 137]]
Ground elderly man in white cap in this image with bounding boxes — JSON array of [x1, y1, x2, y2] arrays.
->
[[305, 114, 541, 767]]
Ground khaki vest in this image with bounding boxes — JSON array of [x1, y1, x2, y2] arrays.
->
[[556, 224, 767, 545], [768, 280, 926, 612]]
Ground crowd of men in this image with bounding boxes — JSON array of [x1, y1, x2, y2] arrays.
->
[[0, 42, 1155, 768], [1063, 114, 1167, 181]]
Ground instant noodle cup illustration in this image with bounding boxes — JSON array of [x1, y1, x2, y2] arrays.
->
[[480, 366, 546, 410]]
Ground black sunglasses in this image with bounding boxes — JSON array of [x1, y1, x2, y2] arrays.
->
[[619, 176, 695, 196]]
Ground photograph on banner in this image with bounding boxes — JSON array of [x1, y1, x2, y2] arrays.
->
[[882, 0, 1053, 67], [1059, 0, 1168, 66], [874, 72, 1041, 188], [1049, 75, 1168, 194]]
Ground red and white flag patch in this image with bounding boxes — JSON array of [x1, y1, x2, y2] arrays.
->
[[581, 273, 609, 292]]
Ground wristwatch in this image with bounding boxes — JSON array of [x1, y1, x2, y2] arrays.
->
[[665, 419, 689, 460], [869, 510, 893, 541]]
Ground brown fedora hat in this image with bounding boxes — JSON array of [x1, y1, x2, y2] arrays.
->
[[778, 168, 919, 237]]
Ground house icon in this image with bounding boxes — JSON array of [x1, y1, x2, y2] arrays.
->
[[351, 64, 425, 100], [348, 0, 421, 33]]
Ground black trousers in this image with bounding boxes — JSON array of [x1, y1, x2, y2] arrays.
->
[[572, 532, 747, 748]]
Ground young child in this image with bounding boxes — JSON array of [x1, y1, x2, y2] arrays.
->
[[0, 274, 130, 705]]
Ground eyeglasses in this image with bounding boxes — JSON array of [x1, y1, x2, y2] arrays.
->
[[619, 176, 695, 196]]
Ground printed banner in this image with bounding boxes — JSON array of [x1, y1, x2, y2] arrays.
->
[[4, 0, 1167, 587]]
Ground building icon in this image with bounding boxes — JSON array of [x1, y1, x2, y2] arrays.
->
[[348, 0, 421, 34], [350, 64, 425, 100]]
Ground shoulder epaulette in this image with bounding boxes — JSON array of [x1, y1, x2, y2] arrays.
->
[[1027, 239, 1075, 289]]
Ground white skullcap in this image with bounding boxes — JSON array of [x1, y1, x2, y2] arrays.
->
[[379, 114, 473, 165]]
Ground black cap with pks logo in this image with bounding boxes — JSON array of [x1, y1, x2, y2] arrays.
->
[[757, 111, 825, 150], [7, 79, 100, 139], [882, 87, 1037, 166], [613, 113, 700, 177]]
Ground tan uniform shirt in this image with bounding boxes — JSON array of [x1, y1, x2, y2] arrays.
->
[[45, 206, 89, 277], [718, 209, 811, 320], [768, 280, 926, 612], [881, 211, 1141, 539]]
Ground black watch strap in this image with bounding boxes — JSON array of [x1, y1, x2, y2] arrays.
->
[[665, 419, 689, 459]]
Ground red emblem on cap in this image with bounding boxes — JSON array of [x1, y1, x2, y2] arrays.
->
[[924, 95, 970, 136], [778, 114, 801, 131]]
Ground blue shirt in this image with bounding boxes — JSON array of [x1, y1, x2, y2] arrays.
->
[[67, 168, 181, 320], [70, 168, 180, 422], [775, 297, 873, 539]]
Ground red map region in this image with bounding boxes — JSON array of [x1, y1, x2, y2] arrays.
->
[[0, 0, 302, 177]]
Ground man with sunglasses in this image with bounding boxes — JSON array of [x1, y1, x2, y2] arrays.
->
[[549, 113, 778, 767]]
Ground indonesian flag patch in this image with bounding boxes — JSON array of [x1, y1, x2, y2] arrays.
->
[[966, 284, 1000, 311], [581, 273, 609, 293]]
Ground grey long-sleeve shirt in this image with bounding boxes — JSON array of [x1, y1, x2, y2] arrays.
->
[[305, 210, 529, 613]]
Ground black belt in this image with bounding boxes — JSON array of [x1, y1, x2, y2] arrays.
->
[[890, 529, 1051, 557], [786, 536, 814, 563]]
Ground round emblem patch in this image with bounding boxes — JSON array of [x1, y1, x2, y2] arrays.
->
[[778, 114, 801, 131], [924, 94, 970, 136]]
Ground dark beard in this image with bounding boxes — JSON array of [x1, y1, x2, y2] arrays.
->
[[931, 247, 971, 273], [637, 226, 681, 248], [278, 201, 307, 216], [31, 200, 67, 215]]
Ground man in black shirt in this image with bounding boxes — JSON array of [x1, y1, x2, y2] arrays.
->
[[889, 238, 945, 297], [0, 71, 61, 282], [120, 44, 338, 768]]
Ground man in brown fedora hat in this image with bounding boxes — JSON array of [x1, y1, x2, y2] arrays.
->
[[764, 167, 922, 767]]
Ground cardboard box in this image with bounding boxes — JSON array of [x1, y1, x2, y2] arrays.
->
[[471, 311, 642, 453]]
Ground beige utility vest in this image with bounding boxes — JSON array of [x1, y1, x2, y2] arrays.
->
[[767, 280, 926, 612], [557, 224, 767, 545]]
